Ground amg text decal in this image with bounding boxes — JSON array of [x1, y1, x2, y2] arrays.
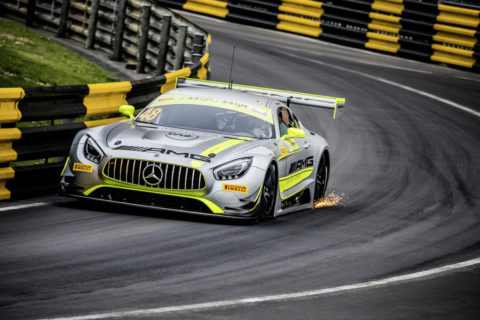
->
[[289, 156, 314, 174]]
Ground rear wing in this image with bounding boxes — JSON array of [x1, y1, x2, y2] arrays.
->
[[175, 78, 345, 119]]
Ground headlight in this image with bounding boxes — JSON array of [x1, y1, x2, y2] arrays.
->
[[213, 158, 252, 180], [84, 137, 104, 164]]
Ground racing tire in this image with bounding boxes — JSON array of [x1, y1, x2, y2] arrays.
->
[[255, 163, 277, 221], [314, 153, 329, 202]]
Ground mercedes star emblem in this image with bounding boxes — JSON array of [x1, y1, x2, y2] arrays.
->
[[142, 163, 163, 186]]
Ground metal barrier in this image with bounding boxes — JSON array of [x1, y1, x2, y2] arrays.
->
[[1, 0, 209, 74], [157, 0, 480, 72], [0, 0, 211, 200]]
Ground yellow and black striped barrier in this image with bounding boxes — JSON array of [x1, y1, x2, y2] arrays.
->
[[0, 46, 211, 200], [158, 0, 480, 72]]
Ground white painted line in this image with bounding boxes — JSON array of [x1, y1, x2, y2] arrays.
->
[[352, 60, 432, 74], [455, 76, 480, 83], [283, 52, 480, 119], [0, 202, 52, 212], [40, 257, 480, 319]]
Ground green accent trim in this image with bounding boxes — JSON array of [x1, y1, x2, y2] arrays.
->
[[279, 167, 313, 193], [280, 185, 307, 200], [60, 157, 70, 176], [278, 149, 302, 161], [83, 184, 224, 214], [192, 138, 250, 168], [249, 184, 263, 212], [102, 158, 207, 192]]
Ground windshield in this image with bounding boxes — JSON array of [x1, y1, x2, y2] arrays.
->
[[135, 103, 275, 139]]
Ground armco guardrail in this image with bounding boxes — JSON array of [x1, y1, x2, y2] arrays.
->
[[0, 1, 211, 200], [1, 0, 209, 74], [157, 0, 480, 72], [0, 55, 210, 200]]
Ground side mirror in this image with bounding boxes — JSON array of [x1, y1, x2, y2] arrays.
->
[[119, 105, 135, 119], [283, 127, 306, 139]]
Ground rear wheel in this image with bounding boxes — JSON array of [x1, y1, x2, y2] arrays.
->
[[255, 163, 277, 220], [314, 153, 329, 202]]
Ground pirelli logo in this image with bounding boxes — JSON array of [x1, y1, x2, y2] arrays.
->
[[73, 163, 94, 173], [222, 183, 248, 194]]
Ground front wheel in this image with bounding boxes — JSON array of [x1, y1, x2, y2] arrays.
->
[[314, 153, 329, 202], [255, 163, 277, 221]]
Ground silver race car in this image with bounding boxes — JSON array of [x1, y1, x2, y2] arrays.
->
[[60, 78, 345, 220]]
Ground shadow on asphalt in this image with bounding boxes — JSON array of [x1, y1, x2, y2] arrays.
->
[[55, 198, 270, 227]]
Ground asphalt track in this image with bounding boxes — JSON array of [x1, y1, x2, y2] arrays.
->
[[1, 12, 480, 319]]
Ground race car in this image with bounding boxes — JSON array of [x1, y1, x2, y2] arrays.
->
[[60, 78, 345, 220]]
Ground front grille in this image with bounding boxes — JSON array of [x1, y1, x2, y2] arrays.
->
[[103, 158, 206, 190]]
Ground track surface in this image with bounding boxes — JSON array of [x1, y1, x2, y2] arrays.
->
[[1, 13, 480, 319]]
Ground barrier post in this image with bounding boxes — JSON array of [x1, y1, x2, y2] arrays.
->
[[174, 25, 187, 70], [156, 15, 172, 75], [26, 0, 36, 27], [192, 34, 204, 64], [56, 0, 70, 38], [136, 5, 151, 74], [185, 34, 203, 68], [111, 0, 128, 61], [86, 0, 100, 49]]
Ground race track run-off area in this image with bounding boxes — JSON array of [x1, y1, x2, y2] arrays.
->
[[1, 11, 480, 320]]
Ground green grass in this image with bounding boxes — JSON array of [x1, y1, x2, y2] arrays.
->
[[0, 18, 117, 88]]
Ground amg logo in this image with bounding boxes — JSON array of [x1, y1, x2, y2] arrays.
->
[[289, 156, 314, 174], [163, 149, 211, 162], [115, 146, 211, 162]]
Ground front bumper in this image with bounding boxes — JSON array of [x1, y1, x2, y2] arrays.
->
[[60, 157, 264, 218], [61, 191, 258, 221]]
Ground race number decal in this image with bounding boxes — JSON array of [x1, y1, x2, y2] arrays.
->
[[137, 107, 162, 121]]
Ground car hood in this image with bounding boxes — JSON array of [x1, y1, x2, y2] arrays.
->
[[104, 122, 257, 164]]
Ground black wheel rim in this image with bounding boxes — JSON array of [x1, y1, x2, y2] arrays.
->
[[314, 154, 328, 201], [262, 165, 276, 215]]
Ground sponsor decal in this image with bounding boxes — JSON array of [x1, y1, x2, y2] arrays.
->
[[288, 156, 314, 174], [157, 97, 175, 102], [285, 139, 299, 152], [166, 132, 198, 141], [151, 95, 274, 124], [73, 163, 94, 173], [280, 147, 288, 155], [222, 183, 249, 194], [251, 107, 269, 117]]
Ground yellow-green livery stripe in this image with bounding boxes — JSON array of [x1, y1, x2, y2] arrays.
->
[[60, 157, 70, 176], [278, 149, 302, 161], [191, 137, 251, 167], [279, 167, 313, 193]]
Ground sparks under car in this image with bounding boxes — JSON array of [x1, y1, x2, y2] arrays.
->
[[60, 78, 345, 220]]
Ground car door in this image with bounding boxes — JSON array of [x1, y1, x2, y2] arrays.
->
[[276, 107, 314, 201]]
